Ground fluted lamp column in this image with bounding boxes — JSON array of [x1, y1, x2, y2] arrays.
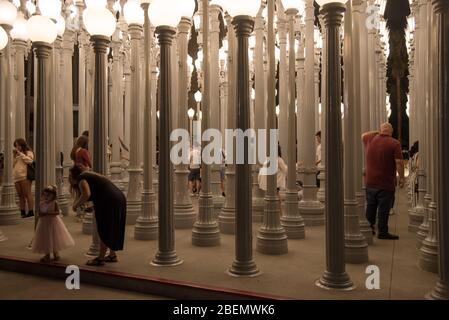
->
[[281, 0, 306, 240], [133, 0, 158, 240], [174, 1, 196, 229], [0, 0, 19, 225], [26, 12, 58, 219], [315, 0, 354, 291], [149, 0, 184, 267], [342, 0, 368, 264], [429, 0, 449, 300], [0, 25, 8, 240], [298, 0, 325, 226], [83, 1, 117, 255], [124, 0, 144, 226], [11, 11, 28, 140], [256, 0, 288, 255], [223, 0, 261, 277], [191, 0, 221, 247], [219, 13, 237, 234]]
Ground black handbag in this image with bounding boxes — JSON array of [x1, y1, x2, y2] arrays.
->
[[27, 161, 36, 181]]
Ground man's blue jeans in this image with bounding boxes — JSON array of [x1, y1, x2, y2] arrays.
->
[[366, 188, 395, 235]]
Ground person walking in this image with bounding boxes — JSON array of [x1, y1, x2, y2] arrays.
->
[[13, 139, 35, 218], [362, 123, 405, 240]]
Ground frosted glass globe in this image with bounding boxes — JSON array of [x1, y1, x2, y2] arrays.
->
[[0, 0, 18, 26], [0, 25, 8, 50], [148, 0, 183, 28], [11, 12, 28, 41], [56, 15, 66, 37], [222, 0, 261, 18], [85, 0, 107, 8], [27, 15, 57, 44], [124, 0, 144, 25], [316, 0, 348, 6], [282, 0, 305, 14], [39, 0, 62, 20], [83, 7, 116, 37], [179, 0, 195, 18]]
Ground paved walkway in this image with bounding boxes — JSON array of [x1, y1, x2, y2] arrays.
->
[[0, 188, 438, 299], [0, 270, 168, 300]]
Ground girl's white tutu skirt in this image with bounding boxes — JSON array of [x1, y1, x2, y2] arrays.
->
[[32, 216, 75, 254]]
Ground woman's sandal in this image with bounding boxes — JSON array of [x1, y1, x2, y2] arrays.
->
[[104, 254, 118, 263], [86, 257, 105, 266]]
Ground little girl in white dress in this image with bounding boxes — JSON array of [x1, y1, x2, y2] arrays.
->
[[32, 185, 75, 262]]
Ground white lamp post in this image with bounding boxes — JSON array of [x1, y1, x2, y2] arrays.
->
[[174, 0, 196, 230], [315, 0, 354, 291], [0, 26, 6, 238], [11, 11, 28, 143], [134, 0, 158, 240], [191, 0, 221, 248], [26, 13, 57, 222], [256, 0, 288, 257], [221, 0, 262, 277], [298, 0, 325, 226], [149, 0, 184, 267], [280, 0, 306, 240], [0, 0, 19, 225], [124, 0, 144, 226]]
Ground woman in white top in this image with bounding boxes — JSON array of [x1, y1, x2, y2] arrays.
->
[[258, 145, 288, 192], [13, 138, 35, 218]]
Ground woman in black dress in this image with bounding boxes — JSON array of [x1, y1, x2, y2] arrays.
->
[[69, 165, 127, 266]]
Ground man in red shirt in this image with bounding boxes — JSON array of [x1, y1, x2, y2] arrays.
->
[[362, 123, 405, 240]]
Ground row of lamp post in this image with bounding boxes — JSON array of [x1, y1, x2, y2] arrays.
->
[[0, 0, 447, 298]]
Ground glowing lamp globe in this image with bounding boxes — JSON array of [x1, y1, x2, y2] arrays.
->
[[11, 12, 28, 41], [85, 0, 107, 9], [148, 0, 183, 28], [39, 0, 62, 20], [56, 15, 66, 37], [27, 15, 57, 44], [0, 25, 8, 50], [282, 0, 305, 13], [26, 1, 36, 16], [194, 91, 202, 103], [187, 108, 195, 119], [315, 0, 348, 6], [0, 0, 18, 26], [83, 7, 116, 37], [179, 0, 195, 19], [222, 0, 261, 18], [124, 0, 144, 25]]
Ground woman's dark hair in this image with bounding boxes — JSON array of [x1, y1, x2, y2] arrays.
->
[[82, 130, 89, 137], [278, 145, 282, 158], [69, 165, 84, 198], [70, 135, 89, 161], [14, 138, 31, 153], [316, 131, 321, 139]]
